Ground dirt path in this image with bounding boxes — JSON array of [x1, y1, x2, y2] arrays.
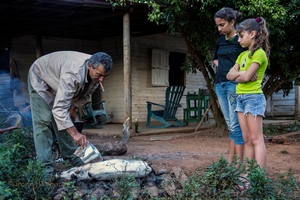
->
[[89, 127, 300, 181]]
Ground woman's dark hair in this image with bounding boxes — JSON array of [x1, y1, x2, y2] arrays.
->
[[214, 7, 243, 26]]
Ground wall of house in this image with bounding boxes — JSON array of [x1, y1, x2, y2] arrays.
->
[[265, 87, 295, 118], [6, 33, 295, 125], [97, 36, 125, 123], [10, 35, 102, 109], [130, 33, 206, 123], [8, 33, 211, 125]]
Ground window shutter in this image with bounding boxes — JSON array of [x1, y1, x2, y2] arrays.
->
[[151, 49, 169, 86]]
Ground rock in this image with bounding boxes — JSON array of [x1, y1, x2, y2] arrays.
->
[[161, 174, 176, 196], [172, 167, 188, 187], [145, 180, 159, 197], [269, 136, 287, 144], [53, 190, 67, 200], [91, 188, 106, 199]]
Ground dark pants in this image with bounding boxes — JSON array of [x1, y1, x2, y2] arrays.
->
[[28, 74, 83, 167]]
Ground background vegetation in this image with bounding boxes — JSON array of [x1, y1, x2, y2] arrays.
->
[[109, 0, 300, 127]]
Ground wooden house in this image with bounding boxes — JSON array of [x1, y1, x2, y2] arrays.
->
[[0, 0, 207, 124], [0, 0, 297, 124]]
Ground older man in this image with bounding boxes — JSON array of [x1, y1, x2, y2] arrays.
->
[[28, 51, 112, 170]]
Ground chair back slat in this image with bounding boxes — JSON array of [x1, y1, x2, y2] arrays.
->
[[164, 85, 185, 119]]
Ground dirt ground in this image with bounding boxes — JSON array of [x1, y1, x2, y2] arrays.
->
[[88, 127, 300, 181]]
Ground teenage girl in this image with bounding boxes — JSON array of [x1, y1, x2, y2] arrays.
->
[[213, 7, 245, 164], [227, 17, 270, 168]]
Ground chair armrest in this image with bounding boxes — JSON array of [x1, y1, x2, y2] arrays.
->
[[92, 101, 105, 107], [146, 101, 165, 108], [165, 104, 182, 109]]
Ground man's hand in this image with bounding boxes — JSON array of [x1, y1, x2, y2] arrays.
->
[[72, 132, 87, 149], [69, 105, 77, 122], [67, 126, 87, 149]]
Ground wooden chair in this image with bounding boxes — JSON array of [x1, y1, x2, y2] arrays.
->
[[183, 89, 209, 125], [80, 101, 109, 125], [146, 85, 186, 128]]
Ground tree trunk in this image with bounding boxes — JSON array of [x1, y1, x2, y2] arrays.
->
[[181, 32, 226, 128]]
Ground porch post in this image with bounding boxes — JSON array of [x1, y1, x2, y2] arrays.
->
[[295, 86, 300, 120], [123, 13, 132, 127]]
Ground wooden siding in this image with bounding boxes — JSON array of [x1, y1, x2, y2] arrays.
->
[[98, 36, 125, 123], [265, 87, 295, 118], [131, 33, 207, 122], [10, 35, 102, 109]]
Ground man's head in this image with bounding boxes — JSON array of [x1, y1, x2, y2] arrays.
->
[[88, 52, 113, 83]]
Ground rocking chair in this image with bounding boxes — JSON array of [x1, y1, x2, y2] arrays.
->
[[146, 85, 186, 128]]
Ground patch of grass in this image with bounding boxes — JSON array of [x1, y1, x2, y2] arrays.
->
[[263, 122, 300, 136], [280, 150, 289, 154]]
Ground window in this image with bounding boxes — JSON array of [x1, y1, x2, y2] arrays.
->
[[151, 49, 169, 86], [151, 49, 185, 86]]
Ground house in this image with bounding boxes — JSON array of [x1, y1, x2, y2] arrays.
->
[[0, 0, 297, 124], [0, 0, 206, 124]]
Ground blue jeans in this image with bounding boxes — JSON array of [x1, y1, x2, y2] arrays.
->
[[215, 82, 244, 145]]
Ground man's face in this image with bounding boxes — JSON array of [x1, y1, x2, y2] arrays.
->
[[88, 64, 110, 83]]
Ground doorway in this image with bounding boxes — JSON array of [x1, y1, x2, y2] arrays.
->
[[169, 52, 185, 86]]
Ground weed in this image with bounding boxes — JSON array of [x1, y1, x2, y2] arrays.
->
[[114, 174, 139, 199], [62, 181, 78, 199], [280, 150, 289, 154]]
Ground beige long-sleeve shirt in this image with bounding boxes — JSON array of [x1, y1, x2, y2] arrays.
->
[[29, 51, 99, 130]]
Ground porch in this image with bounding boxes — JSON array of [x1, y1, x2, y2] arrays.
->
[[83, 118, 296, 138]]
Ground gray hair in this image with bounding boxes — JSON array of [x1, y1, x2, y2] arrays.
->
[[88, 52, 113, 72]]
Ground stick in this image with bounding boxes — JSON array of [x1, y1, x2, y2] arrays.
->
[[266, 131, 300, 140], [0, 125, 21, 134], [99, 82, 105, 92], [195, 104, 211, 132]]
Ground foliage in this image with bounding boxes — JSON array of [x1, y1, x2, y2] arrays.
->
[[263, 122, 300, 141], [62, 181, 79, 199], [107, 0, 300, 127], [174, 156, 300, 199], [114, 174, 139, 199], [0, 128, 53, 199]]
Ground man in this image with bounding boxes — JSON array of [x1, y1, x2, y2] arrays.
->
[[28, 51, 113, 170]]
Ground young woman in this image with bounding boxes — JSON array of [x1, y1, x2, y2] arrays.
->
[[213, 7, 245, 164], [227, 17, 270, 168]]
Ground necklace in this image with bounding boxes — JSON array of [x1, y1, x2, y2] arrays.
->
[[225, 33, 237, 40]]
